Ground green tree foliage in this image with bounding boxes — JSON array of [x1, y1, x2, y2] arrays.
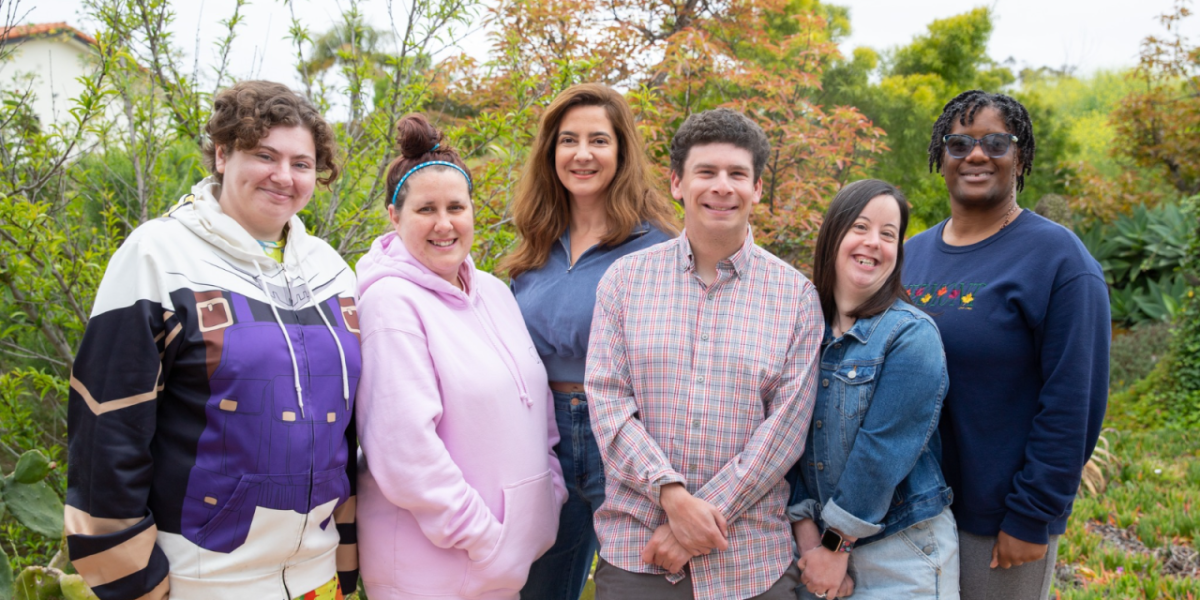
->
[[1020, 69, 1176, 224], [818, 8, 1078, 231], [1112, 0, 1200, 198]]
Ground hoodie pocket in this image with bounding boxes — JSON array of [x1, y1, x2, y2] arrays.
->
[[460, 471, 560, 598], [183, 473, 268, 553]]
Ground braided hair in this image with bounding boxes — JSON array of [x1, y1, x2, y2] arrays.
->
[[927, 90, 1036, 192]]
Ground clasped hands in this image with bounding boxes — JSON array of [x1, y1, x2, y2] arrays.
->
[[793, 519, 855, 599], [640, 483, 728, 574]]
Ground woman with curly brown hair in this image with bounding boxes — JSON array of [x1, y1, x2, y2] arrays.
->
[[504, 83, 679, 600], [66, 80, 361, 600]]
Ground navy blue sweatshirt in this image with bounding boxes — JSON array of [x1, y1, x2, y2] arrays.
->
[[902, 210, 1109, 544]]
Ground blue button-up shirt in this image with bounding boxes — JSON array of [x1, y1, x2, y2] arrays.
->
[[788, 299, 953, 545], [511, 224, 674, 383]]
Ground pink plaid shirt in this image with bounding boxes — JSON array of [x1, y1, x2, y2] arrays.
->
[[586, 231, 822, 600]]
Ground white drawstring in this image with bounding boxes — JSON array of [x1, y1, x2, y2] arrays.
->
[[254, 261, 305, 417], [292, 258, 351, 410], [314, 298, 351, 409], [473, 287, 531, 407]]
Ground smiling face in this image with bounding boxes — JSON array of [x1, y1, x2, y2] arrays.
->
[[555, 105, 619, 206], [834, 194, 901, 309], [215, 125, 317, 241], [671, 142, 762, 245], [941, 106, 1018, 209], [389, 168, 474, 288]]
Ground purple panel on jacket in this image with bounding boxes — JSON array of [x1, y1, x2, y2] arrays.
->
[[181, 292, 361, 554]]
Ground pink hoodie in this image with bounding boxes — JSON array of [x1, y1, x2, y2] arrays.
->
[[355, 232, 566, 600]]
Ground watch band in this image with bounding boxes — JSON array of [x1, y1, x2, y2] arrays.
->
[[820, 528, 855, 553]]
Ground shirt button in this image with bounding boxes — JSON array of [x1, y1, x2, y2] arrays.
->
[[923, 545, 934, 555], [816, 462, 824, 471], [815, 420, 823, 429], [822, 379, 829, 388], [697, 376, 705, 383], [707, 293, 715, 300], [692, 419, 701, 428], [848, 370, 857, 380], [701, 333, 709, 341]]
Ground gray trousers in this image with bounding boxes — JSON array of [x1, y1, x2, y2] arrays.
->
[[595, 559, 802, 600], [958, 531, 1060, 600]]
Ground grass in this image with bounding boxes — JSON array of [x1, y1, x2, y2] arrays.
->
[[1052, 429, 1200, 599]]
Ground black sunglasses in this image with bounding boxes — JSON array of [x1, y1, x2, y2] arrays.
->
[[942, 133, 1018, 159]]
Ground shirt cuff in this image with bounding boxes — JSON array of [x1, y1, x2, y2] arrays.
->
[[649, 470, 688, 507], [786, 499, 820, 523], [1000, 510, 1051, 545], [821, 499, 884, 539]]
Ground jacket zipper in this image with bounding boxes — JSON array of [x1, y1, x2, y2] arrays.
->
[[280, 263, 316, 598]]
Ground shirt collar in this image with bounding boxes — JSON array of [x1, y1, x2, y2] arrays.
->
[[833, 299, 901, 344], [676, 227, 755, 277], [559, 221, 654, 248]]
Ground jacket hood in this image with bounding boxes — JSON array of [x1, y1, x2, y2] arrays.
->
[[169, 176, 312, 268], [356, 231, 476, 308]]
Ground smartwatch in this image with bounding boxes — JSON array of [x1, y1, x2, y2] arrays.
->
[[820, 528, 855, 553]]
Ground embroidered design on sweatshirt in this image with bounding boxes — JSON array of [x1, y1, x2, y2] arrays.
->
[[906, 283, 987, 309]]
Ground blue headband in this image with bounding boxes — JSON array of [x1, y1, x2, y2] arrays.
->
[[390, 160, 473, 205]]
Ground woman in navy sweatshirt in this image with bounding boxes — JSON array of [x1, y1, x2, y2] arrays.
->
[[901, 90, 1110, 600]]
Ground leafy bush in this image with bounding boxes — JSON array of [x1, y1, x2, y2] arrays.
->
[[1108, 194, 1200, 430], [1077, 202, 1193, 325], [1109, 321, 1173, 393]]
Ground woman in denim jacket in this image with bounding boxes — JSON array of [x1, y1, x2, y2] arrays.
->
[[789, 179, 959, 600]]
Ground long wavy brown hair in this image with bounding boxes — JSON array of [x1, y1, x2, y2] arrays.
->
[[501, 83, 679, 279]]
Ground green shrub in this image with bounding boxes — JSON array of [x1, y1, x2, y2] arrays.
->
[[1109, 195, 1200, 429], [1077, 202, 1193, 326], [1109, 321, 1173, 393]]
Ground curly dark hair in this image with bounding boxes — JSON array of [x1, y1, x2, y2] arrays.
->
[[927, 90, 1035, 192], [670, 108, 771, 181], [202, 80, 340, 186], [382, 114, 472, 209]]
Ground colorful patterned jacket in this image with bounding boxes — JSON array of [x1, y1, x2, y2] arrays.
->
[[66, 177, 361, 600]]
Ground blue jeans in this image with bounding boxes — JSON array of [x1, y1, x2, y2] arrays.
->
[[521, 390, 607, 600], [797, 508, 960, 600]]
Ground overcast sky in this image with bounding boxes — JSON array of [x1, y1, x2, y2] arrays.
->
[[29, 0, 1200, 88]]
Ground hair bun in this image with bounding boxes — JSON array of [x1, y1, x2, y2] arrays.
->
[[396, 114, 441, 159]]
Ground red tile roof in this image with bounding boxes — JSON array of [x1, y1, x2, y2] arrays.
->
[[1, 22, 97, 47]]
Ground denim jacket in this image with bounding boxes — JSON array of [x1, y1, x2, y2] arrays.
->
[[787, 299, 952, 546]]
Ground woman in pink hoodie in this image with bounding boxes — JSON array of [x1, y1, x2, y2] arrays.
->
[[355, 114, 567, 600]]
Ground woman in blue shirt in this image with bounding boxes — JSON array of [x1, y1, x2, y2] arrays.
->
[[504, 83, 679, 600], [789, 179, 958, 600]]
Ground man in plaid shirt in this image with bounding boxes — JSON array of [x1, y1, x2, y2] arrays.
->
[[586, 108, 823, 600]]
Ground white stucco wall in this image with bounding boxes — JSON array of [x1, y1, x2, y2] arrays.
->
[[0, 36, 93, 127]]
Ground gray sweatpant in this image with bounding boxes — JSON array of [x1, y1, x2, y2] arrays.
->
[[595, 559, 802, 600], [958, 531, 1060, 600]]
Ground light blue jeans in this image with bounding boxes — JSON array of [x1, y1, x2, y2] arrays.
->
[[798, 507, 960, 600], [521, 391, 607, 600]]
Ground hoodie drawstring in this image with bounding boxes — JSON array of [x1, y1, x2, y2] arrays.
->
[[472, 290, 532, 407], [294, 260, 352, 410], [254, 261, 306, 417]]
